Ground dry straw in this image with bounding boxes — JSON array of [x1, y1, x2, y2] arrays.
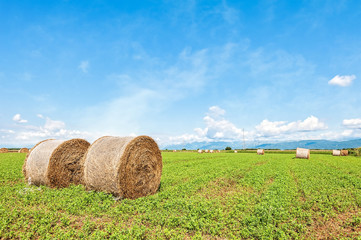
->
[[18, 148, 29, 153], [296, 148, 310, 159], [341, 150, 348, 156], [23, 139, 90, 188], [0, 148, 8, 153], [332, 150, 341, 156], [82, 135, 163, 199], [257, 149, 265, 155]]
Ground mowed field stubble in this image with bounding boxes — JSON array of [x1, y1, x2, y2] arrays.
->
[[1, 152, 361, 239]]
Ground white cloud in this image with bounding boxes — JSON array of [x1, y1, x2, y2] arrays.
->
[[162, 106, 248, 145], [12, 114, 28, 123], [1, 115, 92, 146], [255, 116, 327, 136], [162, 107, 331, 146], [79, 60, 89, 73], [343, 118, 361, 129], [328, 74, 356, 87]]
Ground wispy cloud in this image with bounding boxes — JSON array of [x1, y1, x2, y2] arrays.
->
[[328, 74, 356, 87], [78, 60, 89, 73], [12, 114, 28, 123], [79, 47, 211, 135]]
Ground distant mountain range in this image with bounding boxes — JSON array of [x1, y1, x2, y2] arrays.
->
[[162, 139, 361, 150]]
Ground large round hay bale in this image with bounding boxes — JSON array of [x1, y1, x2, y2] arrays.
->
[[198, 149, 203, 153], [257, 149, 265, 155], [23, 139, 90, 187], [296, 148, 310, 159], [341, 150, 348, 156], [82, 135, 163, 199], [0, 148, 8, 153], [18, 148, 29, 153], [332, 150, 341, 156]]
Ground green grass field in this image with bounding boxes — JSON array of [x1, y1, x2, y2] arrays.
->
[[1, 152, 361, 239]]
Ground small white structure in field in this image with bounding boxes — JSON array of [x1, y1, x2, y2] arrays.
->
[[210, 150, 214, 153], [173, 150, 177, 152], [205, 149, 209, 153], [332, 150, 341, 156], [217, 150, 221, 153], [257, 149, 265, 155], [198, 149, 202, 153], [296, 148, 310, 159], [234, 150, 237, 153]]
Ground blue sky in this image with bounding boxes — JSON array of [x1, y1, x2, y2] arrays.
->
[[1, 0, 361, 147]]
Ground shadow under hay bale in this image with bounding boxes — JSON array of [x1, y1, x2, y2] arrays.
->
[[82, 135, 163, 199], [23, 139, 90, 188], [18, 148, 29, 153], [296, 147, 310, 159], [0, 148, 8, 153], [257, 149, 265, 155]]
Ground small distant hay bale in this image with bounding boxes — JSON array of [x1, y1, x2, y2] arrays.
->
[[23, 139, 90, 188], [0, 148, 8, 153], [18, 148, 29, 153], [257, 149, 265, 155], [82, 136, 163, 199], [332, 150, 341, 156], [296, 148, 310, 159], [210, 150, 214, 153], [173, 150, 177, 152], [234, 150, 238, 153], [217, 150, 221, 153], [198, 149, 202, 153], [205, 149, 209, 153], [341, 150, 348, 156]]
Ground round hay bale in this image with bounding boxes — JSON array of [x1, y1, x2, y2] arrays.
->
[[257, 149, 265, 155], [296, 148, 310, 159], [18, 148, 29, 153], [210, 150, 214, 153], [341, 150, 348, 156], [234, 150, 238, 153], [198, 149, 203, 153], [0, 148, 8, 153], [82, 136, 163, 199], [205, 149, 209, 153], [24, 139, 90, 187], [332, 150, 341, 156]]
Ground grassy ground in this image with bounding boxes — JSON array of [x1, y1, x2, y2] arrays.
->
[[1, 152, 361, 239]]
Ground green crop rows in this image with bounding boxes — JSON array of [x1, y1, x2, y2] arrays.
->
[[1, 152, 361, 239]]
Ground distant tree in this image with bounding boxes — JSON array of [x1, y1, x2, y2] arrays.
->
[[225, 146, 232, 150], [182, 148, 186, 151]]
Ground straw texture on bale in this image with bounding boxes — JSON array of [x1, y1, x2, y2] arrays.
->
[[0, 148, 8, 153], [82, 136, 163, 199], [23, 139, 90, 187], [205, 149, 209, 153], [257, 149, 265, 155], [198, 149, 202, 153], [18, 148, 29, 153], [210, 150, 214, 153], [341, 150, 348, 156], [296, 148, 310, 159], [332, 150, 341, 156]]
